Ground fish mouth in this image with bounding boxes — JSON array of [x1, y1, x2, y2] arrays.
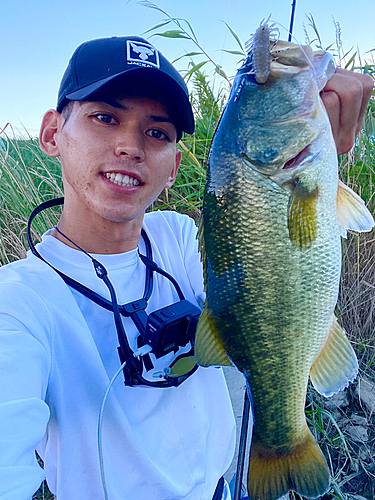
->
[[269, 142, 321, 188], [241, 143, 317, 178], [282, 145, 312, 170]]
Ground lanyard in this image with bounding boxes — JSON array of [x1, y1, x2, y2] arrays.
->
[[27, 198, 199, 387]]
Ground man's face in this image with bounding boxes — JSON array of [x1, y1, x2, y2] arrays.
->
[[52, 96, 181, 227]]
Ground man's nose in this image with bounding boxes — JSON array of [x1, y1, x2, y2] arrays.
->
[[114, 130, 145, 160]]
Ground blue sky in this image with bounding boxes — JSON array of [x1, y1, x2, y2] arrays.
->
[[1, 0, 374, 136]]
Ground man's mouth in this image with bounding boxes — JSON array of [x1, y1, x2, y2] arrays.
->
[[103, 172, 141, 187]]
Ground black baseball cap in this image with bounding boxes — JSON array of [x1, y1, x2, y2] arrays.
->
[[56, 36, 195, 138]]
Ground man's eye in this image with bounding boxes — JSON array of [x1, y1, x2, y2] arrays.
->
[[94, 114, 116, 124], [147, 129, 168, 140]]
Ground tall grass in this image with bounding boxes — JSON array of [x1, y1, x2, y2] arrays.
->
[[153, 69, 227, 219], [0, 125, 62, 263]]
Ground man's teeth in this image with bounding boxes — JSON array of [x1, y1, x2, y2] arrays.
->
[[104, 172, 140, 186]]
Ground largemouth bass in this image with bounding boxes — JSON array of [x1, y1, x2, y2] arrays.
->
[[196, 24, 374, 500]]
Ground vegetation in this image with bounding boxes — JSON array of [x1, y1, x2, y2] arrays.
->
[[0, 10, 374, 500], [0, 129, 62, 264]]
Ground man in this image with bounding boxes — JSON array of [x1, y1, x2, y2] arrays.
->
[[0, 36, 372, 500]]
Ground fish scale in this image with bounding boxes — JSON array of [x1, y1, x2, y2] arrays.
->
[[207, 169, 340, 441], [195, 24, 373, 500]]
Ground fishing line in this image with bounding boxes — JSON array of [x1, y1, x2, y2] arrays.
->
[[271, 20, 303, 46], [98, 360, 127, 500]]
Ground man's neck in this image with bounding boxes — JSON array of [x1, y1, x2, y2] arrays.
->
[[52, 211, 144, 255]]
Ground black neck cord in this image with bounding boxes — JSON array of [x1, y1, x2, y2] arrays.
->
[[27, 197, 195, 387], [27, 198, 185, 312]]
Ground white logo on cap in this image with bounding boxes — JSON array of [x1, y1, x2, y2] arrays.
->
[[126, 40, 160, 68]]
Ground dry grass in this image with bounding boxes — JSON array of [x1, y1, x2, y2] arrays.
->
[[339, 232, 375, 375]]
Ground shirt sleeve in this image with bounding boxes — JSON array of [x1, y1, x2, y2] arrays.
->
[[0, 282, 52, 500]]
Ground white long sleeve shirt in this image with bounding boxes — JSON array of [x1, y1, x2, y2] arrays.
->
[[0, 210, 236, 500]]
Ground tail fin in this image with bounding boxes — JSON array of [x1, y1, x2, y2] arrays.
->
[[247, 430, 330, 500]]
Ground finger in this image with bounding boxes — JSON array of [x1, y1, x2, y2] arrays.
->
[[324, 71, 362, 135], [320, 90, 341, 143], [321, 84, 359, 155], [347, 71, 374, 135], [320, 69, 374, 155]]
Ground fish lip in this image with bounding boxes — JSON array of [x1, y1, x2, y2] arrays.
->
[[241, 129, 324, 188], [282, 126, 326, 172], [241, 152, 281, 175], [241, 140, 320, 181], [269, 141, 322, 187], [282, 145, 312, 170]]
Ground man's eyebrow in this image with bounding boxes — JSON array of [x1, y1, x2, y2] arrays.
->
[[149, 115, 173, 124], [97, 99, 126, 110]]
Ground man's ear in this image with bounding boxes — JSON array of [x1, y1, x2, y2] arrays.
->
[[39, 110, 63, 158], [165, 149, 182, 189]]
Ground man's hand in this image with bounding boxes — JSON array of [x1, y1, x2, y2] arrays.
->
[[320, 68, 374, 155]]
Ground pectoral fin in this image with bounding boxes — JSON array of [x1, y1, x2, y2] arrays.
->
[[287, 181, 319, 249], [310, 316, 358, 397], [336, 180, 374, 237], [195, 306, 232, 367]]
